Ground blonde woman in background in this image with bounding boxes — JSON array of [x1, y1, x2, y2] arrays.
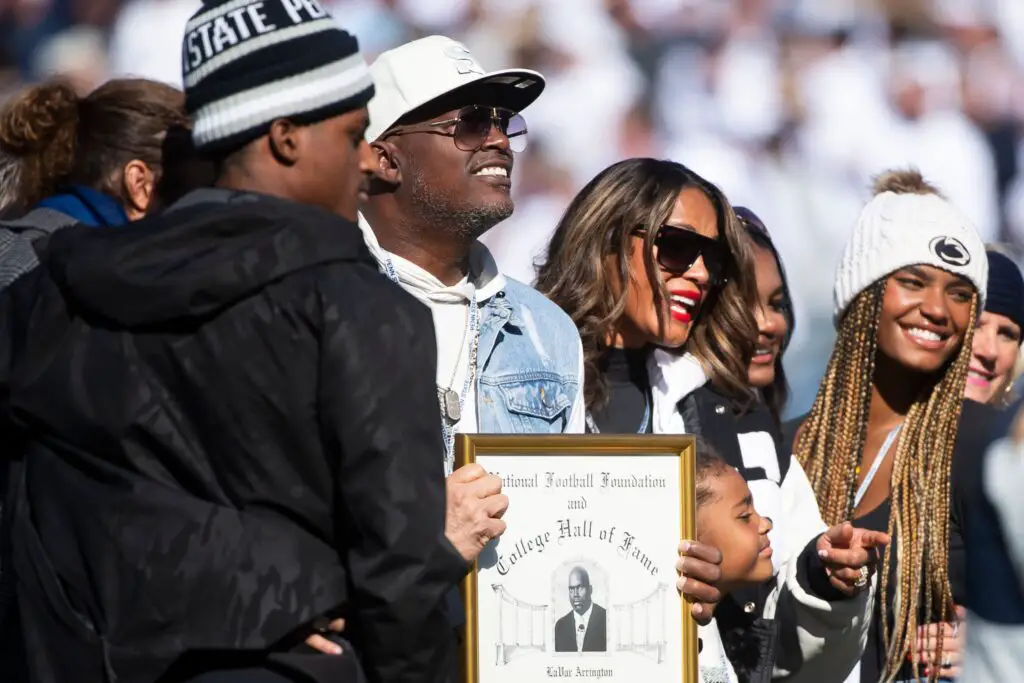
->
[[964, 246, 1024, 407]]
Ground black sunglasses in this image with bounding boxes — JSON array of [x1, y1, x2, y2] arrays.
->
[[383, 105, 528, 153], [636, 225, 729, 287]]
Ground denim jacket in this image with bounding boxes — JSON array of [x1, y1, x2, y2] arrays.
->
[[475, 277, 584, 433], [357, 215, 585, 436]]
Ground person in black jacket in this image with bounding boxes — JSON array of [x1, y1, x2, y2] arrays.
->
[[536, 158, 887, 682], [0, 3, 473, 683], [0, 76, 201, 682], [692, 441, 775, 682]]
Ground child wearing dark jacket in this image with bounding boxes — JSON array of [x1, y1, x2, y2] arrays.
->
[[695, 442, 776, 683]]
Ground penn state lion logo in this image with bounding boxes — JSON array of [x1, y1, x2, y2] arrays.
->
[[929, 236, 971, 267]]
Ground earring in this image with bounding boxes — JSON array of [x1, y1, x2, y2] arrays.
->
[[1000, 379, 1016, 408]]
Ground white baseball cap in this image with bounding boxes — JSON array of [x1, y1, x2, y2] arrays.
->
[[366, 35, 545, 142]]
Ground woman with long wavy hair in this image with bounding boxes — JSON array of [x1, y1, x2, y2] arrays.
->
[[787, 169, 989, 682], [537, 158, 885, 682]]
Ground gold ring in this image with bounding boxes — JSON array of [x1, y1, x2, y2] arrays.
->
[[853, 565, 869, 589]]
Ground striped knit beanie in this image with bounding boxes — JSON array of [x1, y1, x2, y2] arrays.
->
[[181, 0, 374, 154]]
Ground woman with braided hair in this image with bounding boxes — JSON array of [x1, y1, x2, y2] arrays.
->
[[784, 169, 988, 683]]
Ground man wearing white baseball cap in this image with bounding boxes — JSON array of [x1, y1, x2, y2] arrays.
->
[[359, 35, 586, 592], [364, 35, 545, 142]]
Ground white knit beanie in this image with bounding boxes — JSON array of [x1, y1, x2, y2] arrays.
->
[[833, 190, 988, 324]]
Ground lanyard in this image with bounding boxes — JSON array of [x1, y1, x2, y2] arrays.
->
[[380, 254, 478, 475], [585, 390, 651, 434], [853, 424, 903, 509]]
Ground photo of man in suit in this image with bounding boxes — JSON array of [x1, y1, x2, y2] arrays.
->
[[554, 566, 607, 652]]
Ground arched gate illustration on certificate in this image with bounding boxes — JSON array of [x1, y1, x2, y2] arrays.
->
[[489, 582, 670, 666]]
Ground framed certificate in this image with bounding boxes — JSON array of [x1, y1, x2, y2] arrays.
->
[[456, 434, 697, 683]]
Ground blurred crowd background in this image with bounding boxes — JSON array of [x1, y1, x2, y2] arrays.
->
[[3, 0, 1024, 417]]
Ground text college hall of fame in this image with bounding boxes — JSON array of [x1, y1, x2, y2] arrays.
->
[[468, 451, 690, 683]]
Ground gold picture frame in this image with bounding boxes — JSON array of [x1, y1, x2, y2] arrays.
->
[[456, 434, 698, 683]]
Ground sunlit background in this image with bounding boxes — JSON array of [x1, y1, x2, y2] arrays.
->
[[4, 0, 1024, 417]]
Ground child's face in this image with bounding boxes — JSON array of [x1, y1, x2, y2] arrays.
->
[[697, 466, 774, 592]]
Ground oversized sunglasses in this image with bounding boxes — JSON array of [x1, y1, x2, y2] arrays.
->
[[734, 206, 769, 237], [383, 105, 528, 153], [635, 225, 729, 287]]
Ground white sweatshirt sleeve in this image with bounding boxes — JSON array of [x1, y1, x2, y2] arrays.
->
[[769, 457, 875, 682], [565, 336, 586, 434]]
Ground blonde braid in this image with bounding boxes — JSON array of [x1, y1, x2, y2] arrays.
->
[[795, 281, 883, 524]]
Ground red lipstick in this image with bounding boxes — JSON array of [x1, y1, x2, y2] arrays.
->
[[668, 289, 702, 323]]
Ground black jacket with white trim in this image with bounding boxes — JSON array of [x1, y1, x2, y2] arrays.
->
[[649, 350, 874, 683]]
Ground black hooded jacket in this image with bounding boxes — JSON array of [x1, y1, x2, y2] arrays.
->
[[0, 189, 466, 683]]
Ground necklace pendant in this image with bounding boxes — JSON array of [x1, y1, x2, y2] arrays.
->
[[441, 388, 462, 423]]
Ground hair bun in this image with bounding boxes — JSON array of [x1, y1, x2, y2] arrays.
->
[[871, 168, 942, 198], [0, 80, 79, 156]]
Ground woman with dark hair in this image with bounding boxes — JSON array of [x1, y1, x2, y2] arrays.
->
[[787, 169, 988, 682], [537, 158, 886, 682], [537, 158, 756, 416], [0, 77, 213, 289], [735, 207, 795, 427]]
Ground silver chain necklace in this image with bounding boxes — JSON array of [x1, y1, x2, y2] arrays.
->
[[380, 253, 479, 474]]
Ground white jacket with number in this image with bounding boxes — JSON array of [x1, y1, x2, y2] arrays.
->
[[650, 351, 875, 682]]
